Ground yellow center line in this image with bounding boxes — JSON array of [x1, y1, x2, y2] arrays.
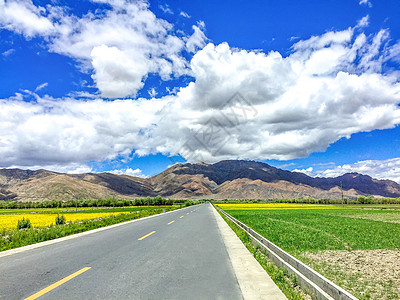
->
[[179, 216, 184, 218], [167, 220, 175, 225], [138, 231, 156, 240], [25, 267, 91, 300]]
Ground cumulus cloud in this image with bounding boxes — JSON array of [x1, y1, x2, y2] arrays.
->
[[0, 0, 207, 98], [0, 93, 166, 168], [90, 45, 148, 98], [185, 21, 207, 53], [316, 158, 400, 183], [0, 6, 400, 170], [108, 167, 148, 178], [0, 0, 54, 37], [293, 167, 314, 176], [155, 28, 400, 162]]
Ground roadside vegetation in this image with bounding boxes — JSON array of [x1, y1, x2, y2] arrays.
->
[[216, 203, 400, 299], [212, 195, 400, 205], [0, 196, 196, 209], [217, 210, 310, 300]]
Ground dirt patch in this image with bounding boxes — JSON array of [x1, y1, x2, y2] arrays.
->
[[344, 213, 400, 224], [301, 249, 400, 299]]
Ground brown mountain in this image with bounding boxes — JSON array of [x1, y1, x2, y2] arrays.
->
[[151, 160, 400, 199], [1, 160, 400, 201]]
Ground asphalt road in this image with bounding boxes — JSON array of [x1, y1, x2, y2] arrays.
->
[[0, 204, 243, 299]]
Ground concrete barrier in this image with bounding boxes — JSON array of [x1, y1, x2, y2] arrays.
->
[[215, 205, 359, 300]]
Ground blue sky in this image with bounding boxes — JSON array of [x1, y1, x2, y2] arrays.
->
[[1, 0, 400, 182]]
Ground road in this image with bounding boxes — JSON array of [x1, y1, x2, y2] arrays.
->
[[0, 204, 244, 299]]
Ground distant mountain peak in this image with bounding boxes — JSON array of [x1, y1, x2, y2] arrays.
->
[[1, 160, 400, 200]]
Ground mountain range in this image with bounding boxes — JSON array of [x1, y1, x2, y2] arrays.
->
[[1, 160, 400, 202]]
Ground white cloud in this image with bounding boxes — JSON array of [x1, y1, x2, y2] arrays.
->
[[108, 167, 148, 178], [159, 4, 173, 14], [180, 11, 191, 18], [356, 15, 369, 28], [0, 0, 206, 98], [6, 163, 93, 174], [293, 167, 314, 176], [0, 92, 167, 167], [0, 0, 54, 37], [185, 21, 207, 53], [148, 88, 157, 98], [2, 48, 15, 57], [90, 45, 148, 98], [0, 10, 400, 170], [316, 158, 400, 183], [359, 0, 372, 7], [35, 82, 48, 92], [67, 91, 99, 99], [154, 28, 400, 162]]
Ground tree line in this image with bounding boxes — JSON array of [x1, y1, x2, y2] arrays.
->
[[0, 196, 199, 209]]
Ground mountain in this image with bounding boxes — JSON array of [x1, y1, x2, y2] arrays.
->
[[1, 160, 400, 201], [151, 160, 400, 199]]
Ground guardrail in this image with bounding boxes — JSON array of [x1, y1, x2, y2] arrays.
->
[[214, 205, 359, 300]]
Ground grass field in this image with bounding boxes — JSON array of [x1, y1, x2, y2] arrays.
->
[[217, 203, 400, 300]]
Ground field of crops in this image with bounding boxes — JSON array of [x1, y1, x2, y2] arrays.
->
[[0, 206, 173, 230], [218, 203, 335, 210], [0, 212, 132, 229], [0, 206, 178, 251], [217, 203, 400, 300]]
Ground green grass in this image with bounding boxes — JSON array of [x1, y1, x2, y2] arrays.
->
[[222, 205, 400, 300], [224, 208, 400, 252], [218, 210, 308, 300]]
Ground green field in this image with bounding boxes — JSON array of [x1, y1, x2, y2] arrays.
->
[[219, 204, 400, 300]]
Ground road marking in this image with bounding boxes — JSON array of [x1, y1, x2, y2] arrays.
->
[[25, 267, 91, 300], [138, 231, 156, 240], [179, 216, 184, 218], [168, 220, 175, 225]]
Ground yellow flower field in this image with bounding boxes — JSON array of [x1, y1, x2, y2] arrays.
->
[[0, 212, 130, 230], [216, 203, 335, 210]]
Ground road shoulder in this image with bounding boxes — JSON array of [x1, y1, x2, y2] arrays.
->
[[211, 204, 287, 300]]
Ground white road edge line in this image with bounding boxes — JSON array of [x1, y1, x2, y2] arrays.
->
[[210, 203, 287, 300], [0, 205, 199, 258]]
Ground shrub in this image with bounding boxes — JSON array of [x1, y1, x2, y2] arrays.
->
[[17, 218, 32, 230], [55, 214, 66, 225]]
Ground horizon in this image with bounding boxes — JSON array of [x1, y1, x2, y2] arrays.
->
[[1, 0, 400, 182]]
